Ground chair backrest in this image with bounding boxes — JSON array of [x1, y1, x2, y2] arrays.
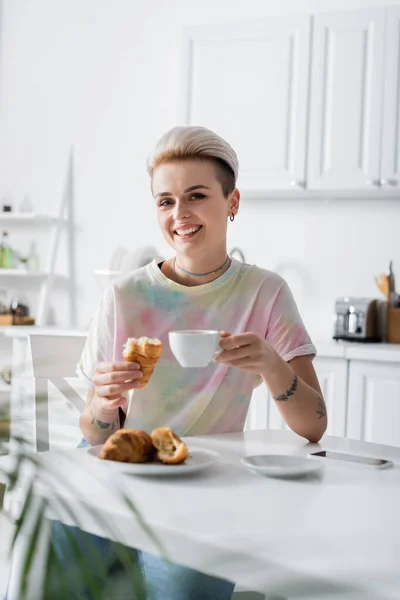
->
[[29, 334, 86, 378], [28, 334, 87, 439]]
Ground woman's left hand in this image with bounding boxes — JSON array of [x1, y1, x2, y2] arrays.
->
[[214, 331, 278, 376]]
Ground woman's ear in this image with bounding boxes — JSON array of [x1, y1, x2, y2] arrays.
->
[[229, 189, 240, 216]]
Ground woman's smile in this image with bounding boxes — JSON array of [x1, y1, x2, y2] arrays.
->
[[173, 224, 203, 239]]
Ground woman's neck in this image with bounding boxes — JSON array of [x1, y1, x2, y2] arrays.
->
[[161, 252, 231, 287]]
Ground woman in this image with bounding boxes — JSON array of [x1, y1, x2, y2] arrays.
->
[[11, 126, 327, 600]]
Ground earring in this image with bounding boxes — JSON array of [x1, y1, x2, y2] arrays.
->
[[230, 213, 235, 222]]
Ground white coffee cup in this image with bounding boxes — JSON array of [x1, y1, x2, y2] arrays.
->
[[169, 330, 221, 368]]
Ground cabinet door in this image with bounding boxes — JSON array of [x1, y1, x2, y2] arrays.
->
[[308, 9, 385, 190], [380, 6, 400, 190], [314, 357, 348, 437], [245, 384, 290, 431], [181, 16, 311, 190], [244, 383, 269, 431], [347, 361, 400, 447], [246, 356, 348, 435]]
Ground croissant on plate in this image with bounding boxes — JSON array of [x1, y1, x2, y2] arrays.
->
[[98, 426, 189, 466], [98, 428, 155, 463], [150, 427, 189, 465]]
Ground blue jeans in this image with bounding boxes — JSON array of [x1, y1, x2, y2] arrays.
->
[[5, 439, 235, 600], [48, 520, 235, 599]]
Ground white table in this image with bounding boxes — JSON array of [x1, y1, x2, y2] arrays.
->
[[3, 430, 400, 599]]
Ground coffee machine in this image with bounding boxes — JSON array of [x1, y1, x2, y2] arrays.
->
[[333, 297, 381, 342]]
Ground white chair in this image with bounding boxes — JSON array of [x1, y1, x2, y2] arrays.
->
[[28, 334, 86, 452], [4, 334, 86, 520]]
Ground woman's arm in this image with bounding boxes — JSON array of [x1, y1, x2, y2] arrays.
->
[[79, 387, 121, 446], [261, 354, 326, 443], [79, 360, 143, 446], [216, 333, 327, 443]]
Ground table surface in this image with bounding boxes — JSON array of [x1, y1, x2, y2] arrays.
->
[[4, 429, 398, 599], [2, 327, 88, 338]]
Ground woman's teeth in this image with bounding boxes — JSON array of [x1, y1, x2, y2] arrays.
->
[[175, 226, 202, 237]]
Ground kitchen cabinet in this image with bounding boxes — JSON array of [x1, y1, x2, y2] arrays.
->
[[181, 6, 400, 194], [313, 357, 348, 437], [380, 6, 400, 189], [246, 356, 348, 436], [307, 8, 385, 190], [246, 346, 400, 447], [347, 360, 400, 447], [181, 15, 312, 190]]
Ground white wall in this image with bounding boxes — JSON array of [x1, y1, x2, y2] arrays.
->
[[0, 0, 399, 340]]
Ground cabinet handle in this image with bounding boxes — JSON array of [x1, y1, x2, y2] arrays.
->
[[366, 180, 380, 187], [290, 180, 306, 188]]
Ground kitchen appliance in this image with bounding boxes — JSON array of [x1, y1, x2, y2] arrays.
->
[[333, 297, 381, 342]]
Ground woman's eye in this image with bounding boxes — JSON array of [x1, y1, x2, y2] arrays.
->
[[159, 199, 173, 207], [189, 193, 206, 201]]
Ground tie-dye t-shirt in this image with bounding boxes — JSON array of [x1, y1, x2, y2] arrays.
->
[[77, 258, 316, 436]]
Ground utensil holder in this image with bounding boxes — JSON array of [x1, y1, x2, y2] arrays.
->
[[387, 306, 400, 343]]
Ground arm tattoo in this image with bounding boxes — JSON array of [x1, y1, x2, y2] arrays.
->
[[316, 396, 327, 419], [273, 374, 298, 401], [90, 407, 119, 431]]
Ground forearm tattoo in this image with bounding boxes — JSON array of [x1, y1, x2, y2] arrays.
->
[[273, 374, 298, 401], [90, 406, 119, 431], [316, 396, 327, 419]]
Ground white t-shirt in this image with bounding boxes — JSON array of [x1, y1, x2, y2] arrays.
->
[[78, 259, 316, 435]]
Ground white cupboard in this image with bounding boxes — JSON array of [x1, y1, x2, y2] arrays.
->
[[307, 8, 385, 190], [181, 16, 312, 190], [314, 357, 348, 437], [181, 6, 400, 194], [246, 356, 348, 437], [347, 360, 400, 447], [380, 6, 400, 189], [246, 351, 400, 447]]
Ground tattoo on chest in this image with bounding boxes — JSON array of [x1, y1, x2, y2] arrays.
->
[[316, 396, 327, 419], [273, 374, 298, 401]]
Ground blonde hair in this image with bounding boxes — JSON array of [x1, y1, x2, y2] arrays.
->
[[147, 126, 239, 197]]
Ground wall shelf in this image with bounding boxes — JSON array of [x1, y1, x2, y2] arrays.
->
[[0, 270, 66, 281], [0, 213, 65, 224], [0, 149, 77, 327]]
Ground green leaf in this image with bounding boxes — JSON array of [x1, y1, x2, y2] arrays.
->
[[10, 477, 35, 557], [20, 497, 47, 599], [49, 491, 146, 599], [119, 486, 168, 559], [42, 542, 69, 600]]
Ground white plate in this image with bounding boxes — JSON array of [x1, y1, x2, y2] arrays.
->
[[241, 454, 324, 479], [87, 445, 220, 476]]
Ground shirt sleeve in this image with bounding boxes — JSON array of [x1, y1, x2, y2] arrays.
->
[[266, 279, 316, 363], [76, 285, 116, 385]]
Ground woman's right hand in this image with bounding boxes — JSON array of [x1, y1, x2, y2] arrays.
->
[[92, 361, 143, 412]]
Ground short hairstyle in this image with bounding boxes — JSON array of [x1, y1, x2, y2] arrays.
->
[[147, 126, 239, 197]]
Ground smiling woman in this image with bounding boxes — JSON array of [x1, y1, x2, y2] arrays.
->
[[8, 126, 326, 600], [147, 127, 240, 287]]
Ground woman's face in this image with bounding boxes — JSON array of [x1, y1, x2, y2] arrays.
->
[[152, 159, 239, 257]]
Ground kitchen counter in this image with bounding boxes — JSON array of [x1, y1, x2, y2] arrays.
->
[[315, 339, 400, 363], [1, 326, 87, 338], [2, 328, 400, 360]]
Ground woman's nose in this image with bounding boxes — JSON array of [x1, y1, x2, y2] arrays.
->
[[173, 200, 190, 220]]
